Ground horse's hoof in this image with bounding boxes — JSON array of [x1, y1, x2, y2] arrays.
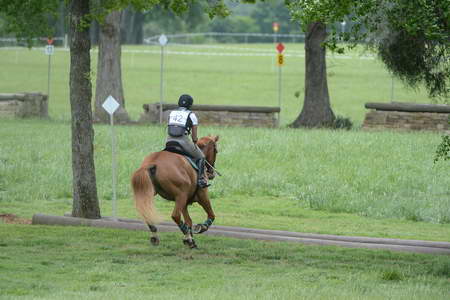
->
[[189, 240, 198, 249], [183, 238, 197, 249], [150, 236, 160, 246], [193, 224, 208, 234]]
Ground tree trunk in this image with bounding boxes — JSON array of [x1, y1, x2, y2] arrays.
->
[[90, 20, 100, 46], [69, 0, 101, 219], [56, 1, 67, 39], [131, 11, 144, 44], [120, 7, 144, 44], [290, 22, 335, 128], [94, 10, 130, 123]]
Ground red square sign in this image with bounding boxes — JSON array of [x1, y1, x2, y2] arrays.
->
[[276, 43, 285, 53]]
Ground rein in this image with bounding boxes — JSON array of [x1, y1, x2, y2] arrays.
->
[[206, 160, 222, 177]]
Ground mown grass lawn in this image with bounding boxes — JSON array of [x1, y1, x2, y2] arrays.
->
[[0, 44, 438, 126], [1, 44, 449, 299], [1, 224, 449, 300]]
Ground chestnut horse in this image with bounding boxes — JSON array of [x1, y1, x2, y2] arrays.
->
[[131, 135, 219, 248]]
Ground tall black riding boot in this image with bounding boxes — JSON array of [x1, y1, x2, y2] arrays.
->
[[196, 158, 210, 188]]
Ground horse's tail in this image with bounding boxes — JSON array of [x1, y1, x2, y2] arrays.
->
[[131, 165, 162, 225]]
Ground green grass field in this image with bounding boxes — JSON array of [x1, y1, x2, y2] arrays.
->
[[0, 44, 449, 230], [0, 44, 438, 125], [1, 119, 449, 238], [1, 45, 449, 299], [1, 224, 449, 300]]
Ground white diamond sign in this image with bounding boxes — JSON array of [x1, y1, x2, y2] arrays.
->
[[102, 95, 120, 115], [159, 34, 168, 46], [45, 45, 54, 55]]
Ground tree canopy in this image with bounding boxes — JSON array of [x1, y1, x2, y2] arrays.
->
[[1, 1, 305, 44], [286, 0, 450, 100], [0, 0, 235, 44], [0, 0, 59, 43]]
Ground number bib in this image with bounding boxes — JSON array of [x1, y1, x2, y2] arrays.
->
[[168, 110, 191, 127]]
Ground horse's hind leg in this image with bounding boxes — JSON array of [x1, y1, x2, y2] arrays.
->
[[171, 197, 196, 249], [148, 224, 160, 246]]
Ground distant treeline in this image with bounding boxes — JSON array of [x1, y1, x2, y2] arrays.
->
[[106, 0, 305, 44], [0, 0, 305, 45], [0, 0, 357, 45]]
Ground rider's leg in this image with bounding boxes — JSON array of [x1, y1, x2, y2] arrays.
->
[[196, 158, 209, 188], [177, 136, 209, 188]]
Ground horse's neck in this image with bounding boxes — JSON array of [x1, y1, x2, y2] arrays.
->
[[197, 137, 216, 163]]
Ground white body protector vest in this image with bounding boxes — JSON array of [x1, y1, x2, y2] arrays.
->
[[167, 108, 198, 137]]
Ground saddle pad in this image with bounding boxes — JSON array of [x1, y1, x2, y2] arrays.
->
[[163, 142, 198, 171]]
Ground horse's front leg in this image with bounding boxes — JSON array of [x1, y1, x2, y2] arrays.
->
[[181, 206, 197, 248], [193, 192, 215, 234]]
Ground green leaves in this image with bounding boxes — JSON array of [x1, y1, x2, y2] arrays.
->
[[434, 135, 450, 163], [0, 0, 239, 44], [285, 0, 450, 99], [0, 0, 60, 47]]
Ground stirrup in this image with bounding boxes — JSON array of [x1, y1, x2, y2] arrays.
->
[[198, 178, 210, 188]]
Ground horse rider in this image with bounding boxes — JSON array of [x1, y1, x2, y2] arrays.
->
[[166, 94, 209, 188]]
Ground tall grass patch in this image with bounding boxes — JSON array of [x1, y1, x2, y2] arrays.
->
[[213, 126, 449, 223], [1, 119, 448, 226]]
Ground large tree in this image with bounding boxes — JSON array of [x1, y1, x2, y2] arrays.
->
[[94, 10, 130, 124], [284, 0, 338, 128], [287, 0, 449, 101], [69, 0, 100, 218], [290, 21, 335, 127], [365, 0, 449, 100], [0, 0, 240, 218]]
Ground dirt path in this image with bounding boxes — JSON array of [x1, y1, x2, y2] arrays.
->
[[0, 213, 31, 224], [30, 213, 450, 255]]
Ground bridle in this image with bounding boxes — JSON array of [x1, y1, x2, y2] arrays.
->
[[205, 140, 221, 177], [206, 160, 221, 177]]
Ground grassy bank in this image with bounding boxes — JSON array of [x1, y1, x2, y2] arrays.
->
[[0, 224, 449, 299], [1, 118, 449, 241]]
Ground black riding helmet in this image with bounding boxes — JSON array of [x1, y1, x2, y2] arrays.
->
[[178, 94, 194, 108]]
